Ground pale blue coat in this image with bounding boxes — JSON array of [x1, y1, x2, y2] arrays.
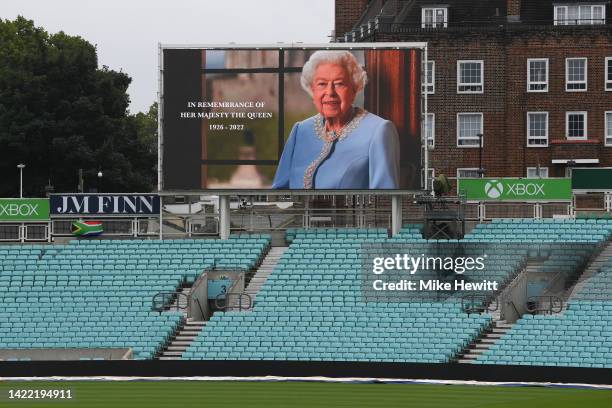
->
[[272, 112, 400, 189]]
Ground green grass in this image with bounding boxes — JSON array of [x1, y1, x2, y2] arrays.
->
[[0, 381, 610, 408]]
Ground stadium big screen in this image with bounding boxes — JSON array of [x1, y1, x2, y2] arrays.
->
[[160, 44, 424, 191]]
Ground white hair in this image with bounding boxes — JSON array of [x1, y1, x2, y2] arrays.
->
[[300, 50, 368, 97]]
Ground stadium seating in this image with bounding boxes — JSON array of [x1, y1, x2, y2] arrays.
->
[[464, 218, 612, 243], [460, 219, 612, 368], [186, 220, 612, 364], [184, 227, 493, 362], [476, 259, 612, 368], [3, 218, 611, 366], [0, 235, 269, 359]]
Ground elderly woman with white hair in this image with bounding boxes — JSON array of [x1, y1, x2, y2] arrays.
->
[[272, 50, 400, 189]]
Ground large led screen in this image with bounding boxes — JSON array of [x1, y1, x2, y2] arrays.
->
[[161, 45, 423, 191]]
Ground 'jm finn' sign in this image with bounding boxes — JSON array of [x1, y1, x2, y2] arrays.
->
[[50, 194, 160, 216]]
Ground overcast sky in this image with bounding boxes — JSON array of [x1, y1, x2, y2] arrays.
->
[[2, 0, 335, 113]]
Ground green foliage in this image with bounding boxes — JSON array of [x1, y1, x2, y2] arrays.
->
[[433, 173, 451, 195], [0, 17, 155, 196], [133, 102, 158, 155]]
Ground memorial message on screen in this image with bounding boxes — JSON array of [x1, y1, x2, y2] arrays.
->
[[161, 45, 423, 191]]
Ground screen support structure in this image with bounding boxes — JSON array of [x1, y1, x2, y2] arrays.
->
[[159, 196, 163, 240], [219, 195, 231, 240], [391, 195, 402, 237], [422, 44, 429, 195]]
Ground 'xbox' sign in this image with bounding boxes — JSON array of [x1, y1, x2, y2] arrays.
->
[[0, 203, 40, 217], [484, 180, 504, 198], [458, 178, 572, 201], [0, 199, 50, 221]]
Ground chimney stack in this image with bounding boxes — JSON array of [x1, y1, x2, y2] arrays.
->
[[507, 0, 521, 22], [335, 0, 370, 39]]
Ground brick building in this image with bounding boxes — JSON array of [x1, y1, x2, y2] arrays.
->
[[335, 0, 612, 186]]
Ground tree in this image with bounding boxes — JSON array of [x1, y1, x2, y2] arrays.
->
[[0, 16, 156, 196], [133, 102, 158, 155]]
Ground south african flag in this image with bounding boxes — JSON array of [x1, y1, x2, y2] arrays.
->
[[72, 220, 103, 237]]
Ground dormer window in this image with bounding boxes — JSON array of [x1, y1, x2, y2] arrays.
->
[[554, 4, 605, 25], [422, 7, 448, 28]]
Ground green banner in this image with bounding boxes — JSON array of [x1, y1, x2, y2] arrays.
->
[[458, 178, 572, 201], [0, 199, 50, 221]]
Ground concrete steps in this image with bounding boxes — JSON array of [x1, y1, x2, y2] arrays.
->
[[228, 246, 288, 310], [455, 260, 530, 364], [565, 243, 612, 300], [455, 320, 512, 363], [157, 319, 206, 360]]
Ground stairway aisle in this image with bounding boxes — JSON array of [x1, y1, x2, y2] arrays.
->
[[158, 319, 206, 360], [454, 259, 545, 363], [455, 319, 512, 363], [565, 242, 612, 300], [230, 246, 288, 310]]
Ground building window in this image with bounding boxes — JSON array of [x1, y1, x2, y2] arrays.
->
[[566, 112, 587, 139], [457, 113, 483, 147], [606, 112, 612, 146], [424, 113, 435, 148], [457, 61, 484, 93], [566, 58, 587, 91], [555, 4, 605, 25], [606, 57, 612, 91], [527, 167, 549, 178], [527, 112, 549, 147], [527, 59, 549, 92], [457, 168, 481, 179], [422, 7, 448, 28], [425, 61, 435, 94]]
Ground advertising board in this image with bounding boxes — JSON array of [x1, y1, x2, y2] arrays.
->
[[458, 178, 572, 201]]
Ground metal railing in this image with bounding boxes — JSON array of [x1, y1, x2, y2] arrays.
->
[[194, 297, 206, 319], [508, 300, 521, 319], [25, 224, 48, 241], [461, 294, 498, 315], [227, 207, 393, 231], [151, 292, 188, 313], [345, 18, 610, 42], [526, 295, 564, 315], [214, 292, 252, 311], [0, 223, 51, 242], [0, 224, 20, 242]]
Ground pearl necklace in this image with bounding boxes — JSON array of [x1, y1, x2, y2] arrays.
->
[[303, 108, 368, 189], [314, 108, 367, 143]]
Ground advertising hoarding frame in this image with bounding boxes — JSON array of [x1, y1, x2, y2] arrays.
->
[[157, 42, 429, 195]]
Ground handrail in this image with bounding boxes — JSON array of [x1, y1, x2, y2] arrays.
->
[[215, 292, 252, 311], [461, 294, 498, 315], [526, 295, 564, 314], [151, 292, 188, 313], [195, 297, 206, 319], [508, 300, 521, 318]]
